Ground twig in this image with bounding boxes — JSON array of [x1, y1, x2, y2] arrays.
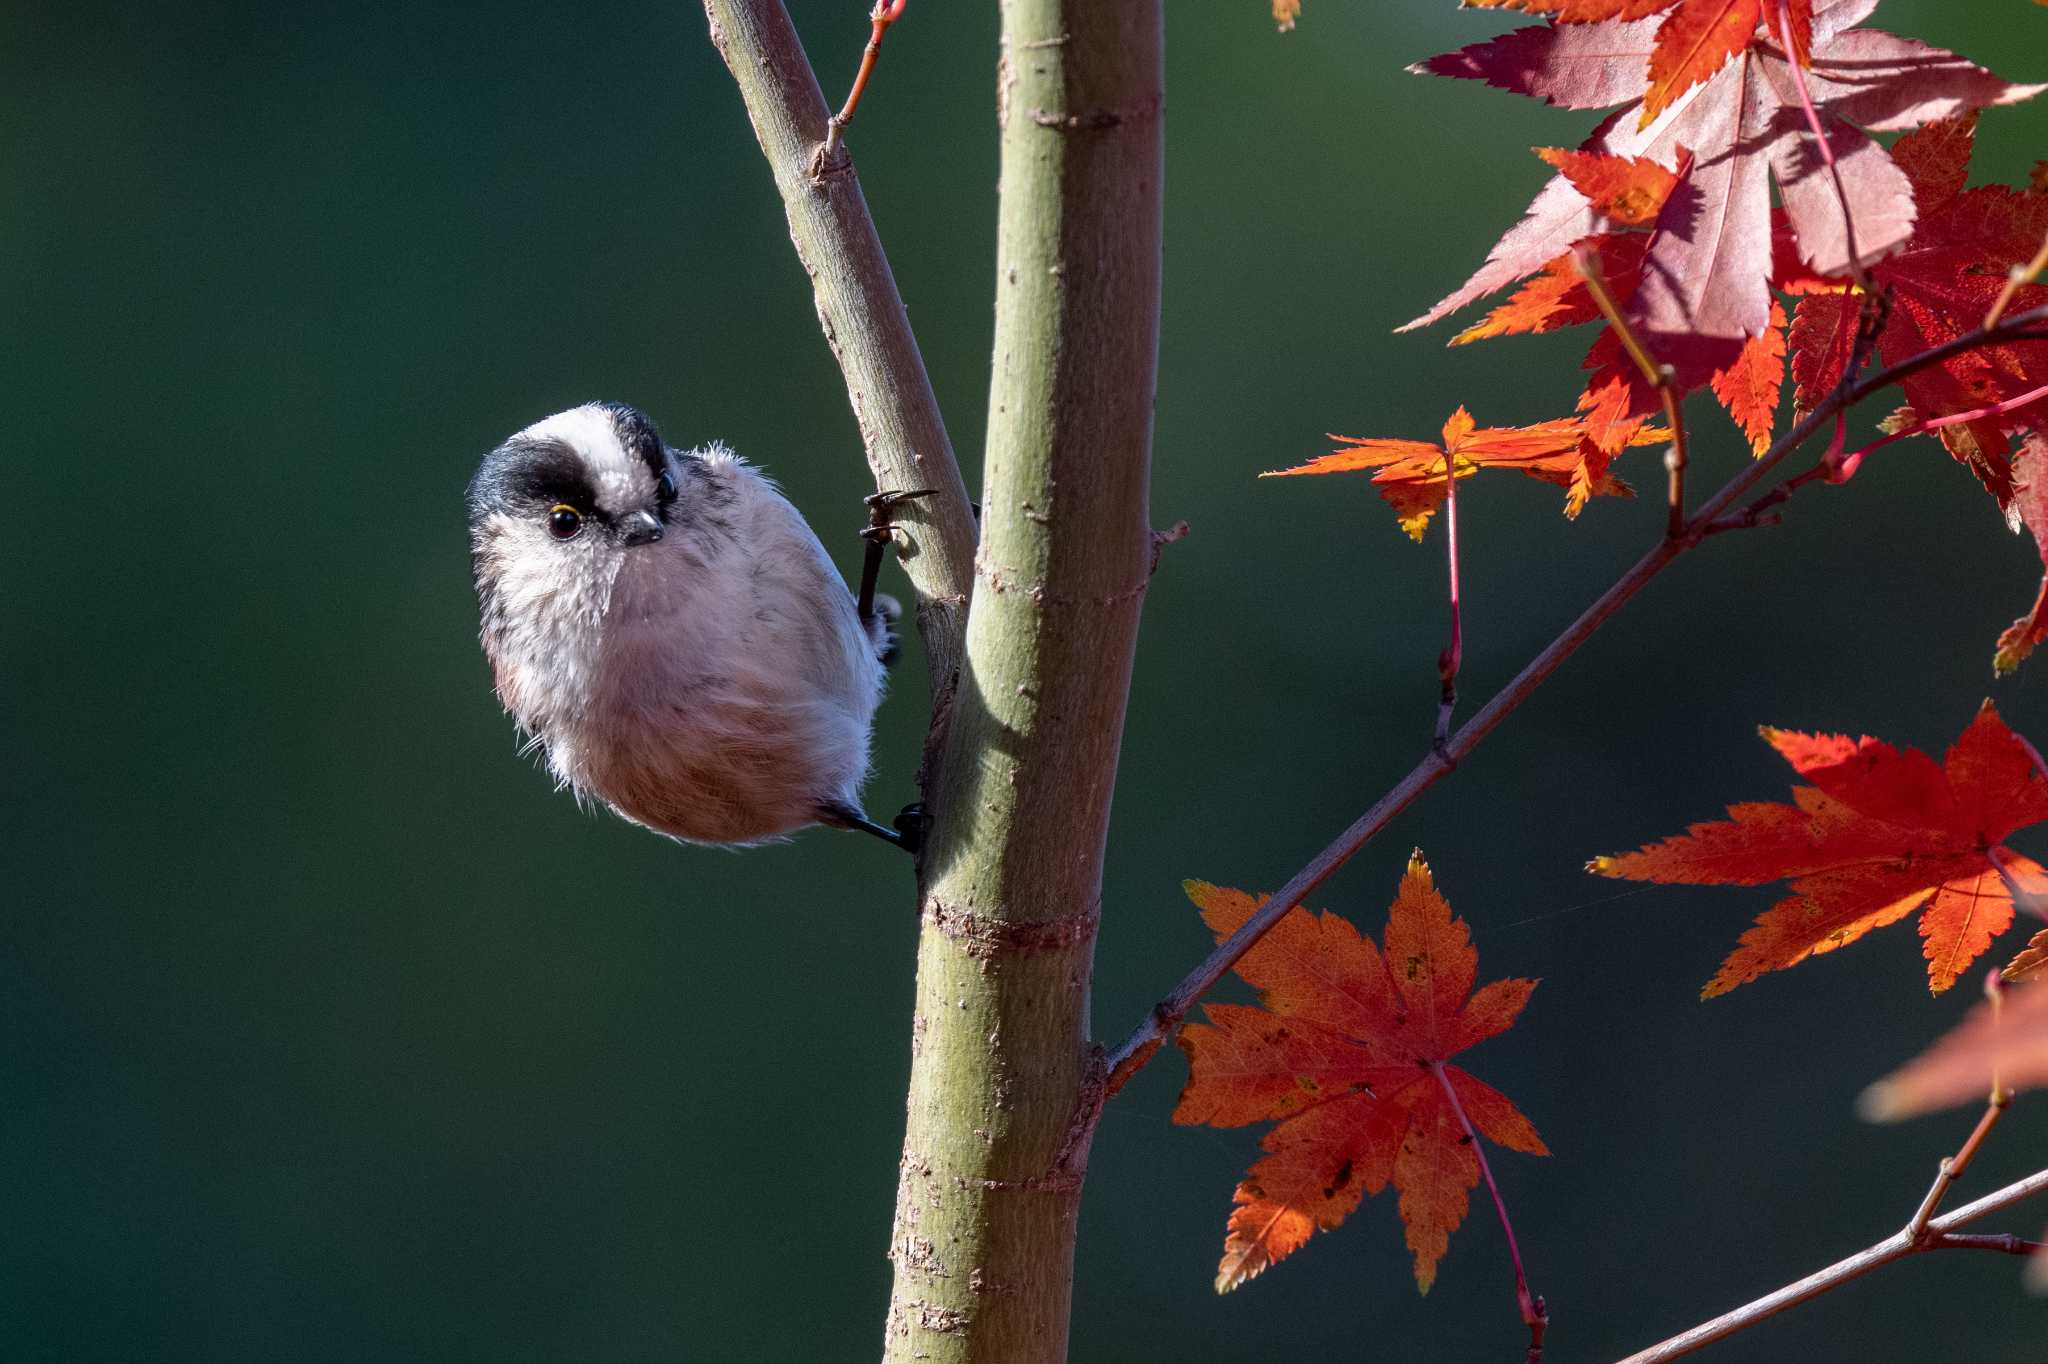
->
[[1933, 1232, 2046, 1255], [702, 0, 979, 705], [820, 0, 909, 164], [1099, 302, 2048, 1099], [1905, 1088, 2009, 1241], [1825, 379, 2048, 473], [1613, 1168, 2048, 1362], [1431, 1062, 1546, 1362], [1436, 453, 1463, 752], [1775, 0, 1865, 288], [1573, 244, 1689, 539], [1985, 227, 2048, 330]]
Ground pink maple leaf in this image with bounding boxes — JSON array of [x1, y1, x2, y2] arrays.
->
[[1403, 0, 2041, 388]]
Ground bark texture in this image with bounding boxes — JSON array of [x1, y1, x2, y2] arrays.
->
[[883, 3, 1164, 1360]]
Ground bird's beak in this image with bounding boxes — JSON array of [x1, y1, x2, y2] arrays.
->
[[620, 510, 664, 547]]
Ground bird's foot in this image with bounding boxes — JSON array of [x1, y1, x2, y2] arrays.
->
[[891, 802, 929, 855], [818, 800, 926, 857], [856, 489, 940, 636]]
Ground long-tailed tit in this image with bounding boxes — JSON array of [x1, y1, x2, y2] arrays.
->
[[467, 402, 923, 850]]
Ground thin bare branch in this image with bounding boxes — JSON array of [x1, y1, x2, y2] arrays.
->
[[1613, 1167, 2048, 1363], [1906, 1091, 2010, 1240], [1936, 1232, 2046, 1255], [702, 0, 978, 704]]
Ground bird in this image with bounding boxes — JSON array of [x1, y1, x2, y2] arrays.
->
[[466, 401, 923, 850]]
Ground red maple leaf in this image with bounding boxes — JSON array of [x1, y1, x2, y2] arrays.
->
[[1787, 115, 2048, 507], [1407, 0, 2041, 389], [1592, 703, 2048, 996], [1260, 406, 1665, 537], [1174, 855, 1546, 1292]]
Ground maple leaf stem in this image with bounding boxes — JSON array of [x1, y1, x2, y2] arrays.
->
[[1437, 456, 1463, 752], [1774, 0, 1866, 289], [1984, 227, 2048, 331], [1103, 303, 2048, 1103], [1571, 244, 1689, 538], [1429, 1061, 1547, 1357], [818, 0, 909, 165], [1614, 1167, 2048, 1363]]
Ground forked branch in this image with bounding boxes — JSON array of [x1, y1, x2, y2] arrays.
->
[[1615, 1162, 2048, 1362], [702, 0, 979, 701], [819, 0, 909, 164]]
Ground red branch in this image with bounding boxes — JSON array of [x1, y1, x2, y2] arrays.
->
[[1099, 304, 2048, 1098], [1829, 379, 2048, 477], [1431, 1062, 1546, 1362], [819, 0, 908, 163]]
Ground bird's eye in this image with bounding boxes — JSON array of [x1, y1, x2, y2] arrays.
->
[[656, 470, 677, 504], [547, 504, 582, 540]]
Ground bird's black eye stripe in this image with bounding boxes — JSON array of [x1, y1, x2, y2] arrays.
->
[[656, 469, 677, 505], [600, 403, 669, 484]]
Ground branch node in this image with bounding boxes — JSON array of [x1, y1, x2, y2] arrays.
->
[[1148, 519, 1190, 575]]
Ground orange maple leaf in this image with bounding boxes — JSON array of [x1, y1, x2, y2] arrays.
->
[[1644, 0, 1762, 125], [1534, 147, 1678, 226], [1173, 854, 1546, 1293], [1861, 979, 2048, 1122], [1592, 703, 2048, 996], [1262, 407, 1664, 538], [1708, 300, 1788, 455], [1271, 0, 1300, 31], [1453, 234, 1651, 347]]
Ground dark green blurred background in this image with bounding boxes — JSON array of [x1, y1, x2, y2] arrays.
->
[[6, 2, 2046, 1359]]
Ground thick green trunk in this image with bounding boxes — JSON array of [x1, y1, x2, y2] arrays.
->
[[882, 4, 1164, 1360]]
